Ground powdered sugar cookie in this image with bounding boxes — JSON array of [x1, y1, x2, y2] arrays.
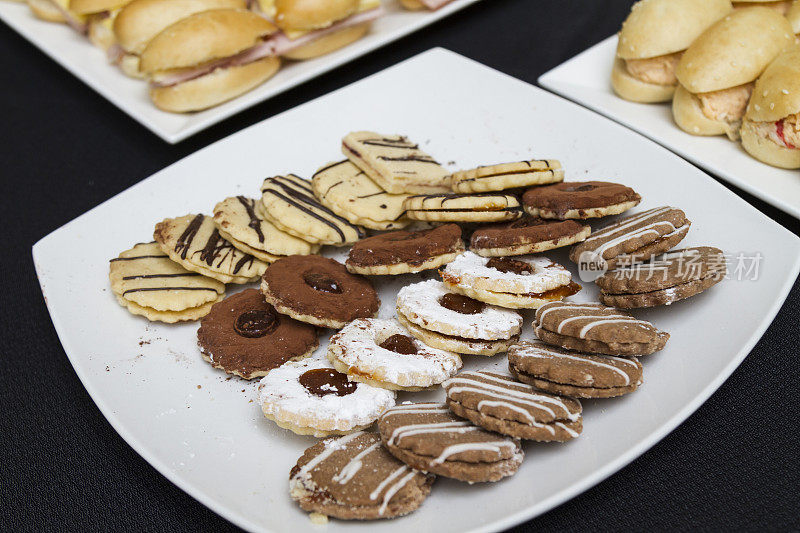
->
[[450, 159, 564, 193]]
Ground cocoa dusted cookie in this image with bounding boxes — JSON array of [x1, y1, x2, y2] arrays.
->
[[196, 289, 318, 379], [469, 216, 591, 257], [534, 301, 669, 356], [289, 432, 434, 521], [442, 371, 582, 441], [522, 181, 641, 219], [508, 341, 643, 398], [261, 255, 380, 329], [378, 402, 523, 483], [345, 224, 465, 275], [596, 246, 726, 308]]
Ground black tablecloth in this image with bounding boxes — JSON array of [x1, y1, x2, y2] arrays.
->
[[2, 0, 798, 530]]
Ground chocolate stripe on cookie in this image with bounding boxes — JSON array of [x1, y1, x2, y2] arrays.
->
[[122, 286, 219, 295], [360, 137, 419, 149], [122, 273, 202, 280], [110, 254, 168, 262], [378, 155, 440, 164], [236, 196, 265, 243]]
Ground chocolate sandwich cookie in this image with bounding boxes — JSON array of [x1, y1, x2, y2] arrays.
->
[[378, 402, 524, 483], [508, 341, 643, 398], [260, 174, 366, 246], [569, 206, 691, 269], [450, 159, 565, 193], [403, 193, 523, 223], [345, 224, 464, 275], [534, 301, 669, 356], [442, 371, 582, 441], [196, 289, 318, 379], [342, 131, 451, 194], [290, 432, 434, 521], [470, 216, 591, 257], [596, 246, 726, 308], [261, 255, 380, 329], [522, 181, 641, 219]]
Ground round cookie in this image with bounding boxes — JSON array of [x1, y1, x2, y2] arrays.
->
[[258, 358, 396, 437], [154, 214, 267, 284], [196, 289, 318, 379], [522, 181, 641, 219], [289, 432, 434, 520], [328, 318, 462, 391], [470, 216, 591, 257], [396, 314, 518, 357], [508, 341, 643, 398], [378, 402, 524, 483], [450, 159, 564, 193], [311, 160, 411, 231], [595, 246, 726, 308], [345, 224, 464, 275], [212, 196, 319, 262], [442, 370, 582, 441], [403, 193, 523, 223], [260, 174, 366, 246], [261, 255, 380, 329], [534, 301, 669, 356]]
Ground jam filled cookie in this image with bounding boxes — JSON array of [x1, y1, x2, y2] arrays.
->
[[595, 246, 726, 308], [311, 160, 411, 231], [261, 255, 379, 328], [522, 181, 641, 219], [258, 358, 396, 437], [290, 432, 434, 521], [534, 301, 669, 356], [442, 370, 582, 441], [450, 159, 564, 193], [109, 242, 225, 323], [260, 174, 365, 246], [328, 319, 462, 391], [403, 193, 523, 223], [469, 216, 591, 257], [508, 341, 643, 399], [212, 196, 319, 262], [345, 224, 464, 275], [378, 402, 524, 483], [440, 251, 581, 309], [196, 289, 318, 379], [396, 280, 522, 356], [154, 214, 267, 284], [342, 131, 451, 194]]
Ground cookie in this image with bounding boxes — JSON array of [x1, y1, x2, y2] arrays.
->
[[212, 196, 319, 262], [260, 174, 366, 246], [342, 131, 451, 194], [522, 181, 641, 219], [261, 255, 380, 329], [396, 280, 522, 356], [153, 214, 267, 284], [469, 216, 591, 257], [595, 246, 726, 308], [345, 224, 464, 275], [289, 432, 434, 520], [403, 193, 523, 223], [109, 242, 225, 322], [533, 301, 669, 356], [328, 318, 462, 391], [311, 160, 411, 231], [442, 370, 582, 441], [450, 159, 564, 193], [196, 289, 318, 379], [569, 206, 691, 270], [508, 341, 643, 398], [378, 402, 523, 483], [258, 358, 396, 437], [440, 251, 581, 309]]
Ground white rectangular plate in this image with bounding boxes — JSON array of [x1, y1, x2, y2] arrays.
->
[[539, 36, 800, 220], [34, 49, 800, 533], [0, 0, 480, 143]]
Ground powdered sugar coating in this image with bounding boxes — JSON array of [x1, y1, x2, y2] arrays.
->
[[441, 251, 572, 294]]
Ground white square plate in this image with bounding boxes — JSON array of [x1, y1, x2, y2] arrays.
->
[[538, 36, 800, 220], [33, 49, 800, 533], [0, 0, 480, 143]]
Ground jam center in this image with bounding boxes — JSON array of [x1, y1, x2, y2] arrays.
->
[[486, 257, 534, 275], [303, 272, 342, 293], [379, 334, 418, 355], [299, 368, 357, 397], [439, 293, 486, 314], [234, 308, 279, 338]]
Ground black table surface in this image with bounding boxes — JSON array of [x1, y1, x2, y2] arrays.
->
[[2, 0, 799, 530]]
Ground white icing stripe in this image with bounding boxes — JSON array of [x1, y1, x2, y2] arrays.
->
[[556, 314, 636, 334], [592, 220, 676, 258], [582, 207, 672, 243], [521, 347, 637, 385], [299, 432, 363, 476], [388, 422, 476, 445], [382, 408, 451, 418], [431, 441, 516, 465], [378, 470, 417, 516], [388, 402, 446, 410], [476, 400, 555, 433], [537, 303, 600, 323], [555, 422, 580, 438], [579, 318, 649, 339], [332, 442, 381, 485], [369, 465, 407, 501], [450, 385, 559, 419]]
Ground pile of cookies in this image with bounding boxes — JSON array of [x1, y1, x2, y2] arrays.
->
[[108, 130, 727, 522]]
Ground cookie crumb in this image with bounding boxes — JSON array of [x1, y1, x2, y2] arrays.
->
[[197, 385, 201, 389], [308, 512, 328, 525]]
